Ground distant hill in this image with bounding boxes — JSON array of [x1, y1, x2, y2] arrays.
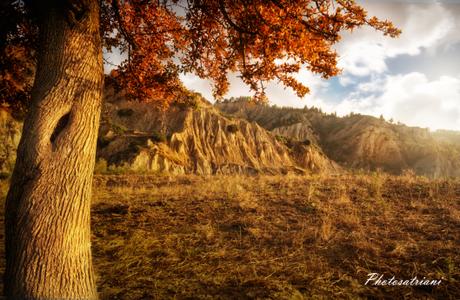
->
[[433, 130, 460, 147], [216, 98, 460, 178]]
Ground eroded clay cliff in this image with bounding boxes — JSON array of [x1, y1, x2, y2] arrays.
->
[[97, 89, 339, 175]]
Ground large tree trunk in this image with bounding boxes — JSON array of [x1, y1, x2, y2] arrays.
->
[[4, 1, 102, 299]]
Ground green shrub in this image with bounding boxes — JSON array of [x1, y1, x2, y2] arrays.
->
[[106, 163, 132, 175], [94, 159, 133, 175], [151, 131, 167, 143], [111, 123, 128, 135], [275, 135, 288, 144], [94, 159, 108, 174]]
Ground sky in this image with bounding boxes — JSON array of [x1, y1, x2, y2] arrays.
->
[[105, 0, 460, 131], [179, 0, 460, 131]]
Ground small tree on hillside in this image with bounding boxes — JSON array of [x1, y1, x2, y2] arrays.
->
[[1, 0, 400, 298]]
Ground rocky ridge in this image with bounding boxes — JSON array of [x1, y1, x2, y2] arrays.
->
[[96, 88, 339, 175], [3, 92, 459, 178], [216, 99, 460, 178]]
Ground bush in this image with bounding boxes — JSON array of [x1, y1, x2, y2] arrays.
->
[[106, 163, 132, 175], [111, 123, 128, 135], [302, 139, 311, 146], [275, 135, 288, 144], [226, 124, 238, 133], [151, 131, 167, 143], [94, 159, 108, 174], [94, 159, 133, 175], [175, 91, 201, 110]]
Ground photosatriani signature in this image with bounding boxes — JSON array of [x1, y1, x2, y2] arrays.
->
[[365, 273, 442, 286]]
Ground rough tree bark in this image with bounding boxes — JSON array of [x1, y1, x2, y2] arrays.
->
[[4, 0, 102, 299]]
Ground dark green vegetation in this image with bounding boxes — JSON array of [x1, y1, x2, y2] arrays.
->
[[2, 174, 458, 299]]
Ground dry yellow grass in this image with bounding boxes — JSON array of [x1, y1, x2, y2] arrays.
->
[[1, 174, 459, 299]]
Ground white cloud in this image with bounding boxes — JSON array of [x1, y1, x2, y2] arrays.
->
[[265, 69, 329, 108], [337, 42, 388, 76], [336, 2, 458, 77], [107, 1, 460, 132], [326, 72, 460, 131], [338, 76, 356, 87], [103, 48, 126, 74]]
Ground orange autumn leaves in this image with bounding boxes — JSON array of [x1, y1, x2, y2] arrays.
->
[[106, 0, 400, 105], [2, 0, 400, 111], [103, 0, 188, 108]]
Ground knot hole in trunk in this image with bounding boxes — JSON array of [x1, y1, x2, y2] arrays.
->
[[51, 112, 71, 145]]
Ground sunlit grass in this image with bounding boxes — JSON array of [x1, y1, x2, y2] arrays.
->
[[90, 174, 459, 299], [1, 174, 459, 299]]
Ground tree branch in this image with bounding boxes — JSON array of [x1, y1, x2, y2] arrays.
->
[[111, 0, 138, 50], [218, 0, 256, 35]]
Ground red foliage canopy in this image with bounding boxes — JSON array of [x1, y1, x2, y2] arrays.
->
[[1, 0, 400, 112]]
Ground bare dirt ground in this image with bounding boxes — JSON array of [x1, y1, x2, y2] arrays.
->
[[1, 173, 459, 299]]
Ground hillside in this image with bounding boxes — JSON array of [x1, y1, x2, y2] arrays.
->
[[433, 130, 460, 147], [96, 87, 339, 175], [217, 99, 460, 178], [2, 92, 460, 178], [0, 89, 339, 177]]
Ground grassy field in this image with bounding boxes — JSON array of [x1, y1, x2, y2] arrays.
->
[[0, 174, 459, 299]]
